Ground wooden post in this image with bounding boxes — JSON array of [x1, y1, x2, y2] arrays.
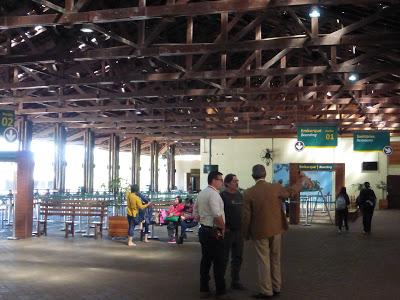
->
[[15, 151, 34, 239]]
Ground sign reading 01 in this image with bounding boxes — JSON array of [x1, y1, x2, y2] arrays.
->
[[0, 110, 15, 135], [353, 131, 390, 151], [297, 126, 337, 147]]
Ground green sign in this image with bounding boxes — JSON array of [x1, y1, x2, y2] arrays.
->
[[298, 164, 334, 171], [297, 126, 337, 147], [0, 110, 15, 135], [353, 131, 390, 151]]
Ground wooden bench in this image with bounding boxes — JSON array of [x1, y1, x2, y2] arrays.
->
[[37, 200, 108, 238]]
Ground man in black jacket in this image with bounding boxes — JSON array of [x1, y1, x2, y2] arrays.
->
[[357, 182, 377, 234], [220, 174, 245, 290]]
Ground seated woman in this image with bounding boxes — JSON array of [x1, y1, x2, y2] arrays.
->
[[177, 197, 198, 244], [166, 196, 185, 243]]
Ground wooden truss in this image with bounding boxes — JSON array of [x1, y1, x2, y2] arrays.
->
[[0, 0, 400, 153]]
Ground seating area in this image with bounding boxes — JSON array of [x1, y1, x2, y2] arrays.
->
[[37, 200, 108, 238]]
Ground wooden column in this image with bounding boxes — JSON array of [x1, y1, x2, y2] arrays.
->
[[108, 133, 120, 191], [335, 163, 345, 194], [54, 123, 66, 192], [83, 128, 95, 193], [15, 151, 34, 239], [289, 164, 300, 224], [131, 138, 141, 186], [18, 116, 32, 151], [150, 141, 159, 192], [167, 144, 176, 191]]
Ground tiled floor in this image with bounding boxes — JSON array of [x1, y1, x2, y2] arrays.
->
[[1, 210, 399, 299]]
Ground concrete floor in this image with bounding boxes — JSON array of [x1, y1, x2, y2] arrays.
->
[[0, 210, 399, 300]]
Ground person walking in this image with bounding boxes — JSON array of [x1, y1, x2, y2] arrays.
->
[[335, 187, 350, 233], [220, 174, 245, 290], [242, 165, 312, 299], [193, 171, 228, 299], [357, 182, 377, 234], [126, 184, 151, 247]]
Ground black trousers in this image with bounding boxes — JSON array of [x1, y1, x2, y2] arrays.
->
[[223, 229, 244, 285], [336, 209, 349, 231], [362, 206, 374, 233], [198, 226, 226, 295]]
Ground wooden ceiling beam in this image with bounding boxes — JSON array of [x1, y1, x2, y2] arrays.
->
[[2, 63, 398, 91], [1, 0, 389, 29], [3, 82, 400, 104], [2, 32, 399, 66], [16, 95, 400, 115]]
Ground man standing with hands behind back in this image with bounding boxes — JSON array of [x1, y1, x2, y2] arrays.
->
[[194, 171, 228, 299], [242, 165, 313, 299]]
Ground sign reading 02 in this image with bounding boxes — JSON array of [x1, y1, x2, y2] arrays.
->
[[297, 126, 338, 147], [0, 110, 15, 135]]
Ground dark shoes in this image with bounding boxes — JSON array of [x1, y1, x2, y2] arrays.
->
[[177, 236, 184, 244], [251, 293, 274, 299], [251, 291, 280, 298], [215, 293, 233, 300], [200, 291, 212, 299], [231, 283, 246, 290], [273, 291, 280, 296]]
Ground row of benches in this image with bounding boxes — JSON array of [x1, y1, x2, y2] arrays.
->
[[37, 200, 108, 238], [37, 199, 175, 238]]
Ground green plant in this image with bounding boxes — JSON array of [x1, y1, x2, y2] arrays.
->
[[108, 178, 130, 215], [376, 181, 387, 200]]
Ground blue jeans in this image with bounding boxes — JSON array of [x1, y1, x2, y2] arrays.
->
[[142, 221, 149, 234], [180, 220, 198, 237], [127, 215, 136, 237]]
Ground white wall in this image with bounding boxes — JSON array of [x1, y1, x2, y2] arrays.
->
[[200, 137, 388, 199], [175, 155, 201, 191]]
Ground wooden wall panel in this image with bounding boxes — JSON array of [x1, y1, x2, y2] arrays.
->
[[389, 142, 400, 165]]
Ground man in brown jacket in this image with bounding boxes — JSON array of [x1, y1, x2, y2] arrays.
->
[[242, 164, 312, 299]]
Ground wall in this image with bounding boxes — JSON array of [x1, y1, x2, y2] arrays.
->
[[200, 137, 388, 199], [175, 155, 201, 191], [388, 137, 400, 176]]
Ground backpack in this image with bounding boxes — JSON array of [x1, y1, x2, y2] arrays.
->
[[336, 195, 347, 210]]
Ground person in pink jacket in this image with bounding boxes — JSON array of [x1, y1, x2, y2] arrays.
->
[[166, 196, 185, 243]]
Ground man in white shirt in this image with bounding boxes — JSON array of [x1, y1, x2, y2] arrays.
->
[[194, 171, 227, 299]]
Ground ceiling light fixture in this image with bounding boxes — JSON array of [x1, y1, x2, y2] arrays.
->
[[349, 74, 358, 81], [309, 7, 320, 18], [80, 25, 94, 33]]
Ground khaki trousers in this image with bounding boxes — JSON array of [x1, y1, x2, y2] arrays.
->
[[253, 234, 282, 296]]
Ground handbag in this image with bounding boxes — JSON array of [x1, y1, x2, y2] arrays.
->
[[165, 216, 179, 222]]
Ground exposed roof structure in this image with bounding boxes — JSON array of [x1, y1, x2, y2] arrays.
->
[[0, 0, 400, 154]]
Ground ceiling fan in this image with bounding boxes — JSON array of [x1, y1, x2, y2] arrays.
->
[[261, 148, 273, 166]]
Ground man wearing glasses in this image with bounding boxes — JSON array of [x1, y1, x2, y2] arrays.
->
[[220, 174, 245, 291], [194, 171, 228, 299]]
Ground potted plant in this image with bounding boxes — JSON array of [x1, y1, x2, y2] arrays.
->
[[107, 178, 130, 238], [376, 181, 388, 209]]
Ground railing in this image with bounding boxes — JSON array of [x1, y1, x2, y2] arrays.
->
[[0, 190, 198, 236], [299, 194, 335, 225]]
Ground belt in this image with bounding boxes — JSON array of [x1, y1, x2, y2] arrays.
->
[[200, 224, 213, 229]]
